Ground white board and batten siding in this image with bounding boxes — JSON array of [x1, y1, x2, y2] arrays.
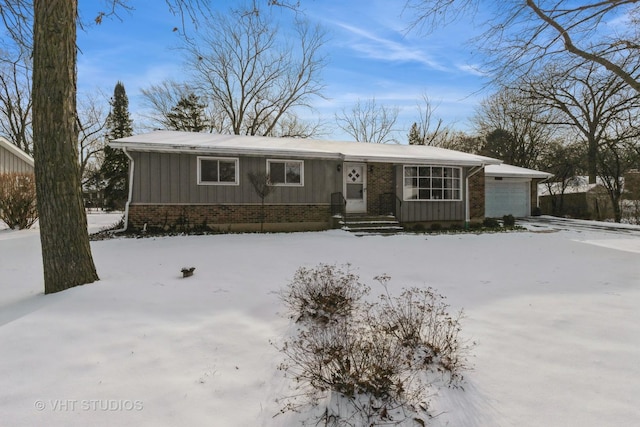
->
[[0, 137, 34, 174]]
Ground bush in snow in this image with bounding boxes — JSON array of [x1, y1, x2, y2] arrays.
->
[[276, 265, 472, 426], [0, 173, 38, 229], [278, 263, 369, 324]]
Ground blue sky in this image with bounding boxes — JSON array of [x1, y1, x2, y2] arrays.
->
[[76, 0, 489, 142]]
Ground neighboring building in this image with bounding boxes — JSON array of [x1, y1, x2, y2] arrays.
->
[[110, 131, 504, 232], [538, 177, 614, 220], [484, 164, 552, 218], [0, 137, 34, 174]]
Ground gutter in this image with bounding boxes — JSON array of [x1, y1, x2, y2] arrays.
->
[[465, 164, 486, 227], [110, 147, 134, 234]]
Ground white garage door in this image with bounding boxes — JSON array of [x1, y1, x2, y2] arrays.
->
[[485, 179, 531, 218]]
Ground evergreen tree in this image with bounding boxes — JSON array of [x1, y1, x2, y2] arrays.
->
[[408, 122, 424, 145], [482, 128, 517, 165], [166, 93, 210, 132], [101, 81, 133, 210]]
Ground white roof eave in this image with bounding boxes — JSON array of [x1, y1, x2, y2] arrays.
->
[[0, 136, 34, 166]]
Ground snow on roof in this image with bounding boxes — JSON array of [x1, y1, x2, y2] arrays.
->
[[0, 136, 34, 167], [538, 176, 610, 196], [111, 131, 502, 166], [485, 163, 552, 179]]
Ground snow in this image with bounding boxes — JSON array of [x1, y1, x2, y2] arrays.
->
[[1, 214, 639, 426], [111, 130, 502, 166]]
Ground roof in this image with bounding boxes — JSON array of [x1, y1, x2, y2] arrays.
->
[[111, 131, 502, 167], [0, 136, 34, 167], [539, 176, 611, 196], [485, 163, 552, 179]]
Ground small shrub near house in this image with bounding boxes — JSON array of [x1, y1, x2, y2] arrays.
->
[[502, 214, 516, 227], [0, 173, 38, 229], [482, 217, 500, 228], [275, 264, 473, 426]]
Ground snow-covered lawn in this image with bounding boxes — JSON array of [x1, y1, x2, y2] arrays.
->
[[1, 214, 639, 426]]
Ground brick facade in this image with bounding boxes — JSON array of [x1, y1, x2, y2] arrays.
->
[[469, 170, 485, 220], [366, 163, 395, 215], [128, 204, 331, 232]]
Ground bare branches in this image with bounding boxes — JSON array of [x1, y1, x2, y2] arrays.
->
[[76, 91, 108, 185], [473, 85, 560, 169], [184, 4, 327, 137], [525, 0, 640, 93], [409, 93, 451, 146], [406, 0, 640, 93], [0, 54, 32, 154], [0, 0, 33, 55], [335, 98, 399, 144]]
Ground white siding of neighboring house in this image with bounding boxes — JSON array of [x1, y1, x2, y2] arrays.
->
[[0, 137, 34, 174]]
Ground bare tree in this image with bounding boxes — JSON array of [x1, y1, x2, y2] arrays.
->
[[0, 52, 32, 154], [406, 0, 640, 93], [247, 171, 274, 232], [521, 61, 640, 183], [473, 85, 558, 168], [77, 91, 108, 186], [538, 140, 587, 215], [408, 93, 450, 146], [265, 112, 325, 138], [596, 108, 640, 222], [336, 98, 399, 144], [184, 4, 327, 136]]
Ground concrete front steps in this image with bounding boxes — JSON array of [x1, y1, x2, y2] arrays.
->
[[340, 214, 404, 236]]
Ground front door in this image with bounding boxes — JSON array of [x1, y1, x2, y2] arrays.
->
[[344, 163, 367, 213]]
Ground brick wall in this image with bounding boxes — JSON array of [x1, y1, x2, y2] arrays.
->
[[469, 170, 485, 220], [366, 163, 395, 215], [128, 204, 331, 232]]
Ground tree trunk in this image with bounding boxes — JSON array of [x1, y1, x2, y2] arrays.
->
[[588, 138, 597, 184], [32, 0, 99, 294]]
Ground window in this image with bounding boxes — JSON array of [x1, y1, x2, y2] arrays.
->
[[403, 166, 461, 201], [267, 160, 303, 186], [198, 157, 239, 185]]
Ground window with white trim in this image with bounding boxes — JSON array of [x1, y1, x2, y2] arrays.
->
[[403, 166, 461, 201], [267, 160, 304, 186], [198, 157, 239, 185]]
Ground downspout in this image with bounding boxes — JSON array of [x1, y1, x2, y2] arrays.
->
[[110, 147, 134, 233], [465, 164, 485, 228]]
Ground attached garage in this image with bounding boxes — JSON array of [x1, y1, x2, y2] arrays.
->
[[485, 164, 552, 218]]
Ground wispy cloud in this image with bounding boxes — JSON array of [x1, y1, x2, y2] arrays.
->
[[456, 63, 487, 77], [331, 21, 449, 71]]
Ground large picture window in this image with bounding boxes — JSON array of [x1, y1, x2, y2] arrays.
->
[[267, 160, 303, 186], [403, 166, 461, 201], [198, 157, 239, 185]]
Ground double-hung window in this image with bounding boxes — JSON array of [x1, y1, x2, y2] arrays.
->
[[403, 166, 461, 201], [198, 157, 239, 185], [267, 160, 303, 186]]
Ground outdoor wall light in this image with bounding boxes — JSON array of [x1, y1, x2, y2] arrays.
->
[[337, 164, 341, 172], [369, 165, 374, 173]]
